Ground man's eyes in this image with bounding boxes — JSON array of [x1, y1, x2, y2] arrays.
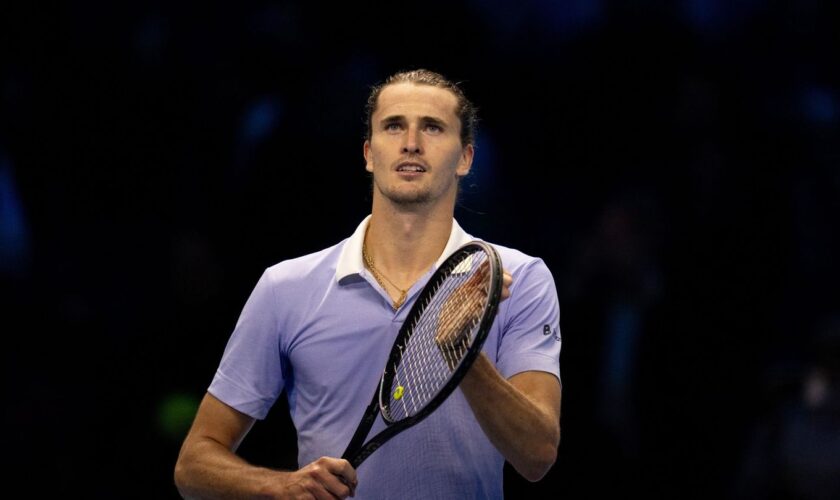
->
[[383, 123, 443, 133]]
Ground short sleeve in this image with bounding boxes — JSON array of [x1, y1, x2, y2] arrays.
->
[[208, 269, 286, 419], [495, 259, 562, 382]]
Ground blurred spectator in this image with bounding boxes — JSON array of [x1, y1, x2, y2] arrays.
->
[[559, 188, 664, 495], [568, 191, 662, 438], [733, 314, 840, 500]]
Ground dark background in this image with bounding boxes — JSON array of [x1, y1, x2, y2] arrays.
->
[[3, 1, 839, 498]]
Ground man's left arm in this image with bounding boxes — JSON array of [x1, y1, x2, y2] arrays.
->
[[459, 356, 561, 481], [458, 259, 562, 481]]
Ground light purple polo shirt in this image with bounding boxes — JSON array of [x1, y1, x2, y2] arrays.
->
[[208, 216, 562, 499]]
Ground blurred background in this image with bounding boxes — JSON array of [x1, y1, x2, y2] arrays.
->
[[2, 0, 839, 498]]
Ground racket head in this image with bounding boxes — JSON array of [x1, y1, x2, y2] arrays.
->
[[377, 240, 503, 425]]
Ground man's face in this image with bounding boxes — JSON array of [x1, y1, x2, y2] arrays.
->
[[364, 82, 473, 207]]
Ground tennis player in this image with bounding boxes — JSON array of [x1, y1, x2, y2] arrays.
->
[[174, 68, 562, 499]]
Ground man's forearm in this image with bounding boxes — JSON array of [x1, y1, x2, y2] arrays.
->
[[175, 437, 289, 499], [459, 354, 561, 481]]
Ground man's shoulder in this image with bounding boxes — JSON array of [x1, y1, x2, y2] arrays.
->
[[481, 240, 548, 274], [262, 239, 347, 284]]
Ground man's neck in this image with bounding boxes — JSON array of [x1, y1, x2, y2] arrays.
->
[[365, 204, 454, 283]]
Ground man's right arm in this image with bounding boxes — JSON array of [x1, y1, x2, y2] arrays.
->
[[174, 392, 357, 499]]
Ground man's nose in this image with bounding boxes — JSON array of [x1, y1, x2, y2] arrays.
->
[[401, 126, 422, 154]]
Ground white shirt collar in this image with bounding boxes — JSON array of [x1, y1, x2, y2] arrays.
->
[[335, 215, 474, 282]]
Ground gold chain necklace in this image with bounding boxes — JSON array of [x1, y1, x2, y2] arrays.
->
[[362, 240, 407, 310]]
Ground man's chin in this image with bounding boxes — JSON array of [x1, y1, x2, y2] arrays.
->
[[382, 188, 430, 206]]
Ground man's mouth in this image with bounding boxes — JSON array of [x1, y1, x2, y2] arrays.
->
[[396, 162, 427, 173]]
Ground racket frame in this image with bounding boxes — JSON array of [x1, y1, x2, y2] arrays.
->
[[341, 240, 503, 468]]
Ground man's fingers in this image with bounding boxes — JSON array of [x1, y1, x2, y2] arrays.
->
[[329, 458, 358, 497], [501, 270, 512, 301], [317, 474, 353, 499], [331, 458, 357, 488], [307, 457, 357, 499], [470, 260, 490, 286]]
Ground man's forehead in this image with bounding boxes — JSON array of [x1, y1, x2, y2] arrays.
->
[[375, 83, 459, 120]]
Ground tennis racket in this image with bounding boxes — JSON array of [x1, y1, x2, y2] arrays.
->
[[341, 240, 503, 468]]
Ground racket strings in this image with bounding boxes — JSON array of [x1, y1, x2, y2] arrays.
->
[[384, 250, 491, 421]]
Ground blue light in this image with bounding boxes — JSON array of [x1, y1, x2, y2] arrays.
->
[[801, 86, 837, 124], [0, 155, 30, 276], [241, 97, 283, 145]]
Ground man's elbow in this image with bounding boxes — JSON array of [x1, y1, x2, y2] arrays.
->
[[520, 446, 557, 483], [520, 420, 561, 481], [173, 459, 189, 497], [517, 439, 558, 482], [174, 452, 200, 498]]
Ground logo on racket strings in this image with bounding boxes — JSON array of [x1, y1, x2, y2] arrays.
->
[[393, 386, 405, 400]]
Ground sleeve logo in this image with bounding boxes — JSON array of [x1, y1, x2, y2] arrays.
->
[[543, 324, 561, 342]]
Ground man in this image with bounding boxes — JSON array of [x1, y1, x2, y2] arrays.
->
[[174, 69, 562, 499]]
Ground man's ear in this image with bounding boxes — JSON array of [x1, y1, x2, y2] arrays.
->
[[456, 143, 474, 177], [364, 140, 373, 173]]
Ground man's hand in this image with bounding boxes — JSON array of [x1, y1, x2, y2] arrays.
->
[[435, 263, 512, 370], [279, 457, 358, 499]]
